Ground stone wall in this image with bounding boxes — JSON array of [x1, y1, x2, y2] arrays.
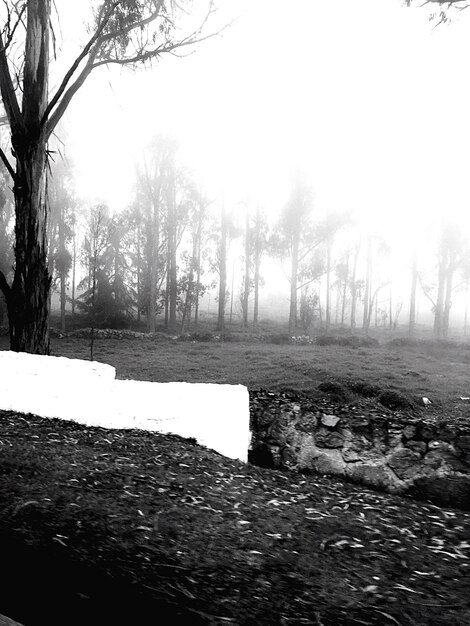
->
[[249, 391, 470, 510]]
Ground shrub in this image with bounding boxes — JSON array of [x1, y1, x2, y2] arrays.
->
[[317, 381, 352, 402], [378, 390, 414, 411]]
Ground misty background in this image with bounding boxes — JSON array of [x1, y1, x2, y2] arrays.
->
[[1, 0, 470, 338]]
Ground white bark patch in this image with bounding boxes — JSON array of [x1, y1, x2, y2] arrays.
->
[[29, 18, 42, 83]]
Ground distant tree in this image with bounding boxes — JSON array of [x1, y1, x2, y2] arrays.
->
[[270, 174, 314, 334], [78, 204, 108, 359], [409, 253, 418, 336], [216, 200, 228, 332], [48, 157, 76, 332], [180, 188, 210, 332], [252, 205, 268, 328], [0, 0, 222, 353]]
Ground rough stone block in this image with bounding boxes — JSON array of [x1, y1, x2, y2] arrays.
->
[[321, 414, 340, 428], [314, 428, 344, 448], [387, 448, 422, 480]]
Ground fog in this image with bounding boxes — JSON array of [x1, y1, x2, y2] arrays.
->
[[3, 0, 470, 334]]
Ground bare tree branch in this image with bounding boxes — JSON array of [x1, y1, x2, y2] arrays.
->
[[0, 267, 11, 298], [0, 29, 23, 130], [41, 0, 123, 128], [0, 143, 15, 179]]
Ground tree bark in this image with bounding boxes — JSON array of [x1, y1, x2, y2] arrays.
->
[[0, 0, 52, 353]]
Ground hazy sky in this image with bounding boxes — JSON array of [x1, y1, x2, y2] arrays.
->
[[58, 1, 470, 250]]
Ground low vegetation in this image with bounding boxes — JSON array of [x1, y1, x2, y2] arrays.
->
[[1, 333, 470, 624]]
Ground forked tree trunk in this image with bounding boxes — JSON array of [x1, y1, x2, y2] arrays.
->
[[0, 0, 51, 353]]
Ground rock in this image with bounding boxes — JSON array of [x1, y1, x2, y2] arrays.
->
[[403, 424, 417, 440], [321, 414, 340, 428], [387, 448, 422, 480], [346, 462, 402, 493], [249, 390, 470, 511], [313, 449, 346, 475], [314, 428, 344, 448], [405, 440, 427, 454]]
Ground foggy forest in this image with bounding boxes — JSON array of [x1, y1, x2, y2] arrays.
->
[[1, 2, 470, 626]]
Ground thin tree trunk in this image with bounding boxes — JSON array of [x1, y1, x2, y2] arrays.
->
[[362, 236, 372, 333], [71, 230, 77, 319], [148, 195, 159, 333], [216, 201, 227, 332], [194, 221, 202, 328], [325, 241, 331, 331], [350, 242, 360, 333], [168, 176, 177, 329], [464, 280, 469, 337], [253, 205, 261, 328], [434, 254, 446, 339], [409, 254, 417, 336], [289, 227, 300, 335], [242, 210, 250, 327], [443, 263, 454, 338], [341, 252, 349, 327], [136, 220, 141, 323]]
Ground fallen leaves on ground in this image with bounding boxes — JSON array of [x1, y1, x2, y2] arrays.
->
[[0, 409, 469, 625]]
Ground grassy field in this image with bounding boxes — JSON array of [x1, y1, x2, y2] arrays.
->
[[45, 334, 470, 419], [1, 333, 470, 625]]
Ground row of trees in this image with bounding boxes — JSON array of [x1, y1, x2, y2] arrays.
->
[[0, 0, 466, 353], [2, 143, 469, 340]]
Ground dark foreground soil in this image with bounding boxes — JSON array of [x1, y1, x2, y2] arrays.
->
[[1, 409, 470, 626]]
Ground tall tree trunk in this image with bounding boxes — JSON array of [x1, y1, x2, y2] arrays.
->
[[71, 229, 77, 320], [194, 213, 202, 328], [253, 205, 261, 328], [443, 263, 454, 339], [0, 0, 52, 353], [288, 227, 300, 335], [148, 196, 159, 333], [168, 177, 177, 329], [325, 240, 331, 332], [409, 254, 417, 336], [464, 280, 469, 338], [242, 210, 250, 327], [341, 252, 349, 327], [350, 242, 360, 333], [362, 236, 372, 334], [58, 206, 66, 332], [216, 202, 227, 332], [136, 220, 141, 323], [434, 254, 446, 339]]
